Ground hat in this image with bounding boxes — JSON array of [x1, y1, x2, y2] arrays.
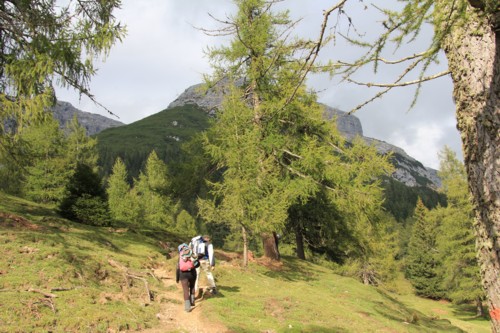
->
[[181, 247, 192, 259]]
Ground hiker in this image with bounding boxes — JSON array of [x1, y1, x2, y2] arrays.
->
[[190, 235, 217, 296], [176, 243, 199, 312]]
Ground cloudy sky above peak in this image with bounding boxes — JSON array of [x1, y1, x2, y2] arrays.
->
[[56, 0, 463, 170]]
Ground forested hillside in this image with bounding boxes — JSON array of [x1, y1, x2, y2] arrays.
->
[[94, 100, 446, 222]]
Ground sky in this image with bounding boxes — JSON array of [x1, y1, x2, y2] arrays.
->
[[55, 0, 463, 170]]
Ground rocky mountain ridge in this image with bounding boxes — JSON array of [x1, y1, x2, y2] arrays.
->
[[54, 83, 441, 189], [52, 101, 124, 136], [169, 83, 441, 188]]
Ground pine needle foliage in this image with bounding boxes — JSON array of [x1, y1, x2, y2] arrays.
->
[[435, 146, 484, 310], [198, 0, 393, 265], [0, 0, 125, 163], [405, 198, 444, 299]]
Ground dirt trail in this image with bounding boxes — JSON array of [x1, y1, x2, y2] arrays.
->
[[139, 267, 229, 333]]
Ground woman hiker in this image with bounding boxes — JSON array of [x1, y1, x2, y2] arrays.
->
[[176, 243, 199, 312]]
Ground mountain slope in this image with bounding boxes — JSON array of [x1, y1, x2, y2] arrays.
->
[[96, 104, 210, 178]]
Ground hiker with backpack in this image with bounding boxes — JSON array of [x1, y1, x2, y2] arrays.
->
[[190, 235, 217, 296], [176, 243, 199, 312]]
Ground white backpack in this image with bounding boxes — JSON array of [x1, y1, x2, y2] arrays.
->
[[190, 236, 206, 256]]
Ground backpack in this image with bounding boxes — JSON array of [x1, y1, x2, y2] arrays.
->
[[179, 256, 195, 272], [190, 236, 206, 256], [178, 245, 196, 272]]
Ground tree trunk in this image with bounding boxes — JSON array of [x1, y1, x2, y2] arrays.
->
[[242, 225, 248, 267], [476, 297, 485, 318], [440, 4, 500, 331], [295, 225, 306, 260], [262, 232, 280, 260]]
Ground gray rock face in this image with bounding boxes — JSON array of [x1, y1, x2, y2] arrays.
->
[[168, 82, 441, 189], [321, 104, 363, 139], [52, 101, 124, 136], [169, 83, 224, 116]]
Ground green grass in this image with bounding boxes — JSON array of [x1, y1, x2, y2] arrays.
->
[[201, 259, 489, 332], [0, 192, 491, 332], [0, 192, 173, 332]]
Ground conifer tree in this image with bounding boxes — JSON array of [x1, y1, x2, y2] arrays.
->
[[314, 2, 499, 326], [175, 209, 198, 236], [436, 146, 484, 316], [405, 198, 443, 299], [65, 115, 98, 169], [21, 117, 71, 204], [107, 157, 134, 224], [59, 162, 110, 226], [0, 1, 125, 166], [135, 151, 175, 229], [198, 0, 392, 265]]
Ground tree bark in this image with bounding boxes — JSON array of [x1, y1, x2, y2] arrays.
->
[[440, 4, 500, 331], [477, 297, 485, 318], [295, 225, 306, 260], [242, 225, 249, 267], [262, 232, 280, 260]]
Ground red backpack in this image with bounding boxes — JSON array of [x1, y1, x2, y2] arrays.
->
[[179, 256, 195, 272]]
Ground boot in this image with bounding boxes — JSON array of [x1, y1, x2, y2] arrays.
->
[[184, 300, 191, 312], [190, 294, 195, 306]]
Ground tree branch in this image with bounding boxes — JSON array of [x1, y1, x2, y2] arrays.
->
[[347, 70, 451, 88]]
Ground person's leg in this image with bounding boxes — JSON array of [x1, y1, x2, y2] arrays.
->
[[194, 265, 201, 297], [188, 271, 197, 306], [201, 260, 216, 293], [180, 278, 191, 312]]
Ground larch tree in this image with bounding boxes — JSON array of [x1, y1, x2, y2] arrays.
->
[[20, 116, 71, 204], [198, 0, 392, 266], [0, 0, 125, 166], [315, 0, 499, 328], [65, 115, 99, 170]]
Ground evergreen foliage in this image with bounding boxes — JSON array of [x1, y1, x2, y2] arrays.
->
[[65, 115, 99, 169], [134, 151, 176, 229], [107, 157, 134, 224], [405, 198, 443, 299], [381, 176, 447, 222], [435, 147, 484, 309], [59, 163, 111, 226], [174, 209, 198, 236], [198, 0, 393, 266], [96, 105, 211, 181], [0, 0, 125, 165], [20, 117, 71, 204]]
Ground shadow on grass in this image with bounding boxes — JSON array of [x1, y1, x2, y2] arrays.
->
[[262, 256, 320, 282], [0, 193, 59, 219], [226, 323, 349, 333], [450, 303, 491, 322], [374, 289, 466, 332]]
